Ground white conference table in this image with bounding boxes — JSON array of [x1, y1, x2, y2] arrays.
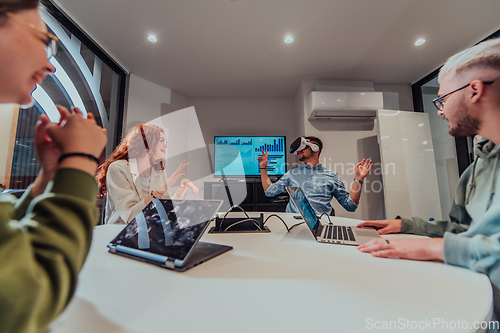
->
[[49, 213, 492, 333]]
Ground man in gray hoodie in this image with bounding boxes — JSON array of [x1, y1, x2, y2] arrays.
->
[[357, 38, 500, 328]]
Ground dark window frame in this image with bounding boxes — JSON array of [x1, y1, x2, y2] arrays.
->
[[45, 0, 127, 148]]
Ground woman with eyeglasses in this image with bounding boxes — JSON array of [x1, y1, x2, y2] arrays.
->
[[0, 1, 108, 332], [96, 123, 199, 224]]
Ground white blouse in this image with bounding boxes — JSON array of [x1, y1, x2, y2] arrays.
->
[[104, 159, 172, 224]]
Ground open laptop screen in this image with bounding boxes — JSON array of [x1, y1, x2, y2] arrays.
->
[[109, 199, 221, 261], [287, 187, 321, 235]]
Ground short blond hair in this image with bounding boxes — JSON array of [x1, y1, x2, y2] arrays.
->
[[438, 38, 500, 83]]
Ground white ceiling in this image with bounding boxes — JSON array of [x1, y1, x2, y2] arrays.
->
[[54, 0, 500, 98]]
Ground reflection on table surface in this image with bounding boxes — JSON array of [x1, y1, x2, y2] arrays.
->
[[50, 213, 492, 333]]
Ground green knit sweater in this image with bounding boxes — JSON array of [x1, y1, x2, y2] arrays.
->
[[401, 139, 500, 330], [0, 168, 98, 333]]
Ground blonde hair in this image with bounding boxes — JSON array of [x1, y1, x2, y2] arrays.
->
[[438, 38, 500, 83]]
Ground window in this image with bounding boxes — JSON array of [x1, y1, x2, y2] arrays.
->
[[1, 1, 126, 190], [411, 29, 500, 219]]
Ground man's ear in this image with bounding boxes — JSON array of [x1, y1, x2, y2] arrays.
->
[[469, 80, 487, 104]]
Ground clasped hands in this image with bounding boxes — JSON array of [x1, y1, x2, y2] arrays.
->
[[32, 106, 107, 196]]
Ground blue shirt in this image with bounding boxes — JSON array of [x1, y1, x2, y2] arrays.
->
[[265, 163, 357, 215]]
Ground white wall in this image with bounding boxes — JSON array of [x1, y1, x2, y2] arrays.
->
[[373, 84, 414, 112], [125, 74, 172, 135], [188, 97, 295, 173], [162, 90, 190, 116], [126, 78, 297, 164], [0, 104, 17, 188], [293, 82, 306, 160]]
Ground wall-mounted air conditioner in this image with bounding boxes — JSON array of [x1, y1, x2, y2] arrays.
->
[[307, 91, 384, 120]]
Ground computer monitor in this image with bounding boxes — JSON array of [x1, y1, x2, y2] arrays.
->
[[214, 136, 286, 177]]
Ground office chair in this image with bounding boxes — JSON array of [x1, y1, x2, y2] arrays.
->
[[95, 194, 107, 225]]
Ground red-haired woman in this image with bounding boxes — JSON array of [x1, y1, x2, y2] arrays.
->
[[96, 123, 198, 224]]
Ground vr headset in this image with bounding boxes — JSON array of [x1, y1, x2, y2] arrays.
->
[[289, 137, 321, 154]]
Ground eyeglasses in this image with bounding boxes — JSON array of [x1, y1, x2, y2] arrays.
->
[[6, 11, 59, 58], [432, 80, 494, 111]]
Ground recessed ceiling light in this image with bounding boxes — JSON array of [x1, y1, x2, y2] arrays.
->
[[148, 35, 157, 43], [415, 39, 425, 46], [284, 36, 293, 43]]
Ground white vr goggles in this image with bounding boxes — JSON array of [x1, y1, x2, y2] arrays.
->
[[289, 137, 320, 154]]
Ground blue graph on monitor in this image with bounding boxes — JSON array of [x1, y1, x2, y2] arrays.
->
[[214, 136, 286, 176]]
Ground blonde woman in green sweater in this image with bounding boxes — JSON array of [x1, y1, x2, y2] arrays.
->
[[0, 1, 107, 332]]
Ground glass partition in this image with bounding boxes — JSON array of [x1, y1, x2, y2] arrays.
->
[[411, 29, 500, 219], [420, 77, 460, 220]]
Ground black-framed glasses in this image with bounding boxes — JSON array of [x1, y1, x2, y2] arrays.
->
[[6, 11, 59, 58], [433, 80, 494, 111]]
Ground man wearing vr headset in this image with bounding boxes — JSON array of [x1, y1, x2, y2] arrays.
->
[[258, 136, 373, 216]]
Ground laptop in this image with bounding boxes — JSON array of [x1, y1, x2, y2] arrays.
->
[[286, 186, 381, 245], [108, 198, 232, 272]]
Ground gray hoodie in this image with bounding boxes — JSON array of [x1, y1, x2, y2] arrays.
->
[[401, 138, 500, 328]]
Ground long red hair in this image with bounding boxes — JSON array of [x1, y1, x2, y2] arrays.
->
[[96, 124, 164, 196]]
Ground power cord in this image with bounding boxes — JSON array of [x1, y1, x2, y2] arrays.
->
[[219, 205, 263, 231], [263, 214, 305, 232], [224, 219, 262, 231], [220, 205, 250, 221], [218, 207, 314, 233], [288, 221, 305, 232], [318, 212, 332, 224]]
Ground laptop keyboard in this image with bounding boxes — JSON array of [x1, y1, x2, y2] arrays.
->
[[323, 225, 356, 242]]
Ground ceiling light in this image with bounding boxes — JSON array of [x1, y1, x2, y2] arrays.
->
[[284, 36, 293, 43], [415, 39, 425, 46], [148, 35, 157, 43]]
